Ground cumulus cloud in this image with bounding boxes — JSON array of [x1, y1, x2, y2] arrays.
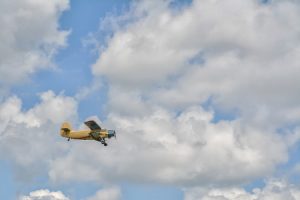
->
[[0, 0, 69, 88], [51, 0, 300, 190], [0, 91, 77, 128], [93, 0, 300, 126], [87, 186, 121, 200], [49, 106, 300, 186], [184, 180, 300, 200], [19, 189, 69, 200], [92, 0, 192, 87], [0, 91, 77, 180]]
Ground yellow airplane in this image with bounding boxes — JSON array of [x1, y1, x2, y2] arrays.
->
[[60, 120, 116, 146]]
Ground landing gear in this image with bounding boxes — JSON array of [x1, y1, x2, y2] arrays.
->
[[100, 138, 108, 146]]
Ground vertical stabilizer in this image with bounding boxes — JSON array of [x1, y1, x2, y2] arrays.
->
[[60, 122, 72, 137]]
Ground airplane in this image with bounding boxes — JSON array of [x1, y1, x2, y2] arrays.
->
[[60, 120, 116, 146]]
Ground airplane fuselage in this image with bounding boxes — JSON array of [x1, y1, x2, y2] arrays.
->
[[61, 129, 113, 140]]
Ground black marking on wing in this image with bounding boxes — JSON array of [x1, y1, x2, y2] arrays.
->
[[84, 120, 101, 130]]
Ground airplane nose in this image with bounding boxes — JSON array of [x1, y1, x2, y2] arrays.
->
[[108, 130, 116, 138]]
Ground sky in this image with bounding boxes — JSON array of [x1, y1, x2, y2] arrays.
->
[[1, 0, 300, 199]]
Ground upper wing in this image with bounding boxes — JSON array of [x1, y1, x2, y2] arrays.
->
[[84, 120, 101, 130]]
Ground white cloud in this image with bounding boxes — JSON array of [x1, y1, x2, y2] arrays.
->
[[87, 186, 121, 200], [0, 91, 78, 180], [92, 0, 194, 87], [0, 0, 69, 87], [184, 180, 300, 200], [93, 0, 300, 126], [0, 90, 77, 128], [49, 106, 299, 186], [49, 0, 300, 188], [20, 189, 70, 200]]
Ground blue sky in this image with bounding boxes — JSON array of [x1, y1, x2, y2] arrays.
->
[[1, 0, 300, 200]]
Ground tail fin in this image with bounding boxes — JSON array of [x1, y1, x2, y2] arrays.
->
[[60, 122, 72, 137]]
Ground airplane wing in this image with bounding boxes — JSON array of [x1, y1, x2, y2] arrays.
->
[[84, 120, 101, 130]]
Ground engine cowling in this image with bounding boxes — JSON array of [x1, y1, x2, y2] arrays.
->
[[107, 130, 116, 138]]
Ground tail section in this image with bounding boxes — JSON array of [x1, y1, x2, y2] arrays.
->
[[60, 122, 72, 137]]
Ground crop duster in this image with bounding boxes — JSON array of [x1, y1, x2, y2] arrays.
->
[[60, 120, 116, 146]]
